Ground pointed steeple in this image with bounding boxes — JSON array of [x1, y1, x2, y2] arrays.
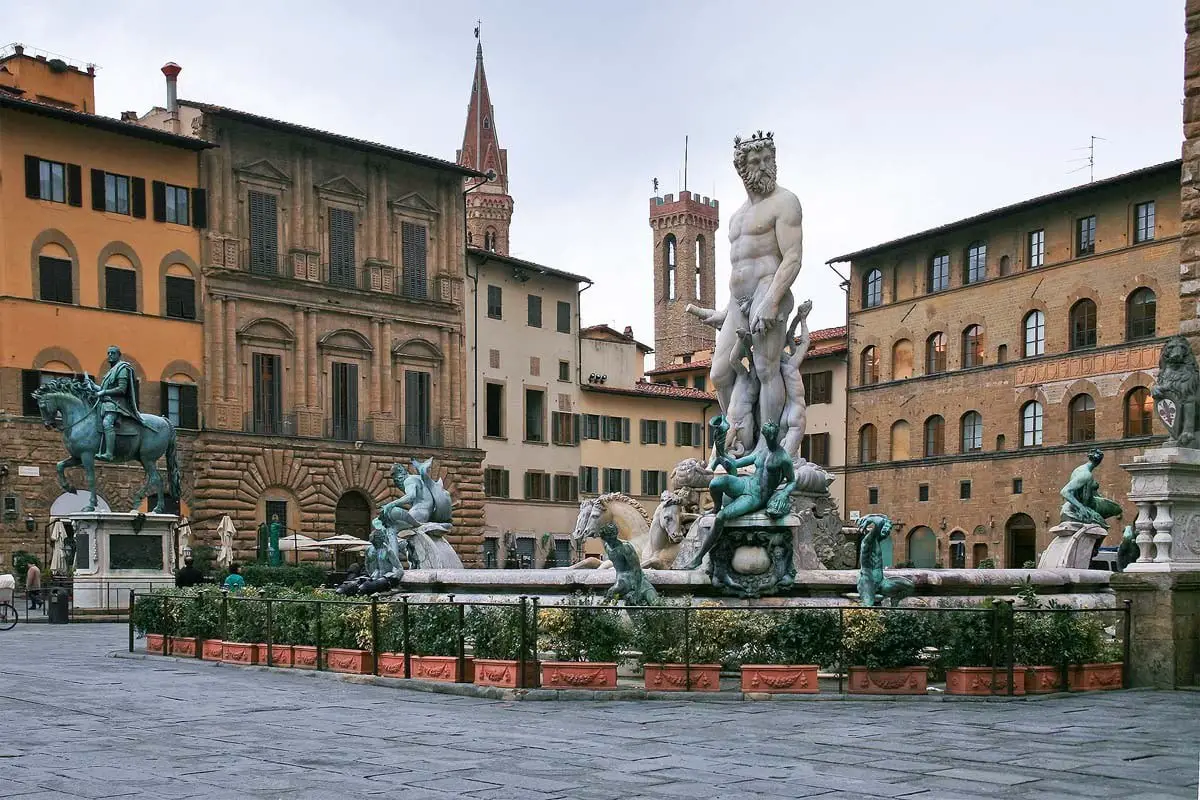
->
[[457, 31, 514, 255]]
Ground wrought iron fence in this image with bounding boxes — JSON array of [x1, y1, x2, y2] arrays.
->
[[243, 412, 297, 436], [242, 249, 283, 276]]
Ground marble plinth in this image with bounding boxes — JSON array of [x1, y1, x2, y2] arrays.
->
[[1037, 521, 1108, 570], [67, 512, 178, 610], [1122, 446, 1200, 572]]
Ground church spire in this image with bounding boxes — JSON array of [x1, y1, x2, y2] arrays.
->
[[457, 28, 513, 254]]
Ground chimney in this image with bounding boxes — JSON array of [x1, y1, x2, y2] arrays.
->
[[623, 326, 634, 338], [161, 62, 181, 132], [120, 111, 138, 122]]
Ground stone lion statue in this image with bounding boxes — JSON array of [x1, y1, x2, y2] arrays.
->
[[1151, 334, 1200, 447]]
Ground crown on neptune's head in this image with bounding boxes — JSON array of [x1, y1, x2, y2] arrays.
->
[[734, 130, 774, 147]]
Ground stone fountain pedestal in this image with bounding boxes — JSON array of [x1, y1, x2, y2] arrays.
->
[[1121, 446, 1200, 572], [67, 512, 178, 610], [707, 512, 799, 598]]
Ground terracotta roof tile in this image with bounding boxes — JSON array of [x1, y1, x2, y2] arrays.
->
[[646, 325, 847, 375], [583, 381, 715, 401]]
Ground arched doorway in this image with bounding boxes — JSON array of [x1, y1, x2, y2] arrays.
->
[[334, 491, 372, 570], [949, 531, 966, 568], [906, 526, 937, 568], [972, 543, 989, 567], [1006, 513, 1037, 568]]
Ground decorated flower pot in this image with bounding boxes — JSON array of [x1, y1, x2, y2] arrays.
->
[[324, 648, 374, 674], [168, 637, 198, 658], [1068, 662, 1123, 691], [221, 642, 259, 665], [945, 666, 1026, 696], [409, 655, 474, 683], [541, 661, 618, 690], [201, 639, 224, 661], [254, 644, 294, 668], [1023, 666, 1065, 694], [475, 658, 542, 689], [847, 666, 927, 695], [291, 646, 318, 670], [145, 634, 165, 655], [643, 663, 722, 692], [740, 664, 819, 694], [377, 653, 408, 678]]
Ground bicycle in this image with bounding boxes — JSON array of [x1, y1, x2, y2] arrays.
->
[[0, 601, 17, 630]]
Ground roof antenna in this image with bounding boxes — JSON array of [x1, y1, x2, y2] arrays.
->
[[684, 134, 689, 192], [1068, 135, 1106, 182]]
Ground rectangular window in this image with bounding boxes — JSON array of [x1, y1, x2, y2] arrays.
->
[[485, 383, 504, 438], [928, 253, 949, 292], [39, 256, 73, 303], [483, 538, 499, 568], [252, 353, 283, 434], [558, 360, 571, 382], [34, 157, 67, 203], [165, 276, 196, 320], [959, 480, 971, 500], [403, 370, 433, 445], [603, 468, 631, 494], [103, 172, 131, 215], [484, 467, 510, 498], [104, 267, 137, 312], [553, 474, 579, 502], [557, 301, 571, 333], [1028, 229, 1045, 268], [579, 466, 599, 494], [525, 389, 546, 442], [1134, 201, 1155, 243], [640, 419, 668, 445], [162, 382, 199, 429], [331, 361, 359, 441], [675, 421, 703, 447], [528, 294, 542, 327], [487, 285, 502, 319], [581, 414, 601, 440], [525, 471, 552, 501], [601, 415, 629, 442], [248, 190, 278, 275], [1012, 478, 1023, 495], [515, 537, 535, 567], [801, 371, 833, 405], [401, 221, 427, 298], [801, 433, 831, 467], [693, 375, 707, 391], [165, 183, 189, 224], [551, 411, 577, 445], [640, 470, 668, 496], [1076, 215, 1096, 256], [868, 487, 879, 505], [918, 484, 930, 502], [22, 369, 73, 416], [328, 207, 356, 288], [554, 538, 572, 567]]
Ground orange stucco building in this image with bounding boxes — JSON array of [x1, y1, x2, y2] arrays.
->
[[0, 46, 210, 566]]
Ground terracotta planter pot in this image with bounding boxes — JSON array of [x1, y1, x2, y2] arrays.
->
[[377, 652, 408, 678], [221, 642, 259, 665], [254, 644, 294, 668], [643, 663, 722, 692], [201, 640, 224, 661], [168, 637, 198, 658], [324, 648, 374, 674], [541, 661, 618, 690], [740, 664, 819, 694], [291, 645, 319, 670], [1023, 665, 1065, 694], [475, 658, 542, 688], [409, 654, 474, 683], [1068, 662, 1124, 691], [945, 666, 1026, 696], [847, 666, 927, 695], [145, 634, 165, 654]]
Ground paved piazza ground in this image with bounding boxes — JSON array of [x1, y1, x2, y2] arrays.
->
[[0, 625, 1196, 800]]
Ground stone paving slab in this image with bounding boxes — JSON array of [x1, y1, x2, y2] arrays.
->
[[0, 626, 1197, 799]]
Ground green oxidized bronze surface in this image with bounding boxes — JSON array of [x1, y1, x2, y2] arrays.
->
[[1060, 449, 1123, 529]]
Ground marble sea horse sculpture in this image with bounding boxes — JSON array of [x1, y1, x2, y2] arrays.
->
[[856, 514, 914, 608], [569, 493, 651, 569]]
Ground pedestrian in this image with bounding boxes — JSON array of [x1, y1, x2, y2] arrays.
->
[[25, 561, 42, 609], [223, 563, 246, 592], [175, 556, 204, 588]]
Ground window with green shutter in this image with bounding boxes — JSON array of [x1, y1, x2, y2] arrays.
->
[[401, 221, 427, 298], [248, 191, 278, 275], [328, 207, 356, 288]]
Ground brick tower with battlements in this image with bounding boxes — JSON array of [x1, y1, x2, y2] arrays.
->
[[650, 190, 719, 367], [457, 38, 513, 254]]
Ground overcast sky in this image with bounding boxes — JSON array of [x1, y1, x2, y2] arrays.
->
[[11, 0, 1184, 366]]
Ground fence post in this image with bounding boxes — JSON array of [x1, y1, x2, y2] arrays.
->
[[220, 590, 228, 643], [683, 605, 692, 691], [402, 596, 411, 679], [531, 596, 540, 689], [990, 599, 1000, 692], [371, 596, 380, 677], [837, 606, 845, 694], [265, 598, 274, 668], [128, 589, 135, 653], [315, 598, 323, 671], [1005, 600, 1015, 697], [194, 594, 203, 659], [164, 594, 172, 656], [455, 599, 466, 683], [518, 596, 529, 689], [1122, 599, 1133, 689]]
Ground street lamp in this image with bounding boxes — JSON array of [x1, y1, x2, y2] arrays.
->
[[24, 514, 35, 532]]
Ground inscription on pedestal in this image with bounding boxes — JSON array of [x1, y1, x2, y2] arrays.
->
[[110, 535, 164, 570]]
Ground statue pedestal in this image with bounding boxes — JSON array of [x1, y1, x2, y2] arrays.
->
[[708, 512, 798, 598], [1037, 521, 1107, 570], [67, 512, 178, 610], [1121, 446, 1200, 572]]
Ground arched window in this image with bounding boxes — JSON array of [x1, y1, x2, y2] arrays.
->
[[1006, 513, 1037, 569], [924, 415, 945, 457], [961, 411, 983, 452], [860, 346, 879, 385], [694, 235, 705, 299], [1023, 310, 1045, 358], [927, 252, 950, 293], [890, 420, 911, 460], [484, 228, 497, 252], [997, 344, 1008, 363], [1021, 401, 1043, 447], [892, 339, 914, 380], [925, 332, 946, 374], [164, 263, 197, 320], [964, 241, 987, 284], [863, 268, 883, 308], [104, 253, 138, 312], [961, 325, 983, 368], [1070, 299, 1097, 350], [859, 424, 878, 464], [1125, 387, 1154, 437], [906, 527, 937, 568], [664, 234, 677, 300], [996, 433, 1006, 450], [466, 229, 473, 246], [1126, 288, 1157, 341], [1069, 393, 1096, 443], [950, 531, 967, 568], [36, 240, 75, 304], [999, 254, 1012, 276]]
